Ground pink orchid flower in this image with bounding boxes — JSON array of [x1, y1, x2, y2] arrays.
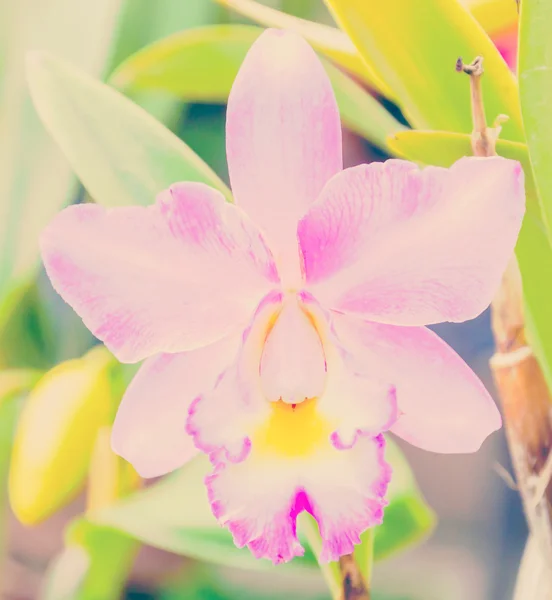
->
[[40, 29, 525, 564]]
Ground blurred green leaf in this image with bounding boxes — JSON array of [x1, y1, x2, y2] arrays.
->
[[281, 0, 320, 21], [325, 64, 407, 149], [161, 562, 329, 600], [43, 520, 136, 600], [110, 25, 255, 101], [0, 370, 42, 480], [298, 513, 341, 598], [175, 105, 229, 185], [519, 0, 552, 234], [0, 0, 124, 336], [111, 25, 405, 152], [214, 0, 391, 95], [92, 456, 306, 573], [373, 439, 435, 560], [26, 52, 232, 209], [518, 215, 552, 392], [92, 441, 434, 571], [108, 0, 223, 72], [386, 129, 552, 391], [324, 0, 522, 139], [0, 281, 55, 369], [107, 0, 223, 130]]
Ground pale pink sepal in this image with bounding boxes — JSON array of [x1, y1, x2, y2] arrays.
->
[[40, 182, 278, 363], [299, 157, 525, 326], [226, 28, 342, 286], [333, 313, 502, 453], [304, 295, 398, 446], [111, 334, 240, 478]]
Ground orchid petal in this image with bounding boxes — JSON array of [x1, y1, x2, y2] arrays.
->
[[306, 298, 398, 447], [41, 182, 278, 363], [333, 313, 502, 453], [205, 434, 389, 564], [111, 335, 240, 479], [226, 28, 342, 285], [187, 292, 281, 461], [298, 156, 525, 326]]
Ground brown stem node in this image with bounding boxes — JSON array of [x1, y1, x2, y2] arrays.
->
[[339, 554, 370, 600]]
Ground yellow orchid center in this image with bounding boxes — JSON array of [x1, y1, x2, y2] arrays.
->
[[253, 398, 333, 458]]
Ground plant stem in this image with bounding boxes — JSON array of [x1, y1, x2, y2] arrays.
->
[[298, 514, 342, 600], [458, 56, 552, 577], [339, 553, 371, 600], [354, 528, 375, 589]]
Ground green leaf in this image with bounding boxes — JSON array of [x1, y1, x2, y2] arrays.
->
[[0, 0, 124, 324], [106, 0, 222, 130], [0, 281, 55, 369], [386, 129, 552, 391], [107, 0, 222, 72], [161, 561, 329, 600], [92, 441, 434, 572], [324, 0, 523, 140], [92, 456, 308, 572], [297, 514, 341, 599], [280, 0, 320, 21], [326, 62, 407, 149], [110, 25, 405, 152], [516, 215, 552, 392], [26, 51, 232, 208], [43, 520, 136, 600], [214, 0, 391, 96], [519, 0, 552, 236], [110, 25, 253, 101], [373, 439, 435, 561]]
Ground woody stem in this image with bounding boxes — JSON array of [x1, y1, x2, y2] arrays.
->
[[456, 56, 495, 158], [458, 56, 552, 582], [339, 554, 370, 600]]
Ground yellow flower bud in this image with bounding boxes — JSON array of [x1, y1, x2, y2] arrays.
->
[[9, 346, 115, 525], [86, 425, 141, 514]]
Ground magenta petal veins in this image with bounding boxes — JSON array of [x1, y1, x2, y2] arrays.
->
[[226, 27, 342, 286], [111, 334, 240, 478], [298, 157, 525, 326], [332, 313, 502, 453], [187, 292, 397, 563], [41, 182, 279, 363], [205, 435, 390, 564]]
